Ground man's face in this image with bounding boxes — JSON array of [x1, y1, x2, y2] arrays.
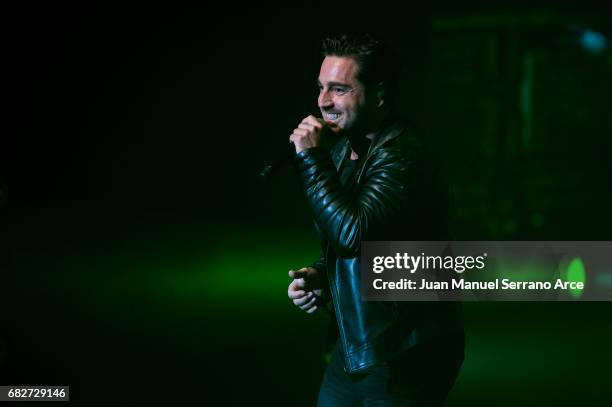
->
[[318, 56, 373, 133]]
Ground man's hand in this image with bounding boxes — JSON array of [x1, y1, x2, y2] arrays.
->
[[289, 116, 326, 153], [288, 267, 323, 314]]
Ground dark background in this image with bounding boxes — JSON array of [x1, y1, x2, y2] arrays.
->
[[1, 4, 611, 406]]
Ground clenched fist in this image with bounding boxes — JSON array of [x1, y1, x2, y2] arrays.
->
[[288, 267, 324, 314], [289, 115, 327, 153]]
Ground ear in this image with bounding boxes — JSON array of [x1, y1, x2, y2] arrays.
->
[[376, 82, 386, 107]]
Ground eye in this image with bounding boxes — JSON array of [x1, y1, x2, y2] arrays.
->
[[332, 87, 349, 95]]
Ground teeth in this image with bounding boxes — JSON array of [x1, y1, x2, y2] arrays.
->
[[327, 113, 340, 119]]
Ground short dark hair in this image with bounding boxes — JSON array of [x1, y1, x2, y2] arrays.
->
[[321, 34, 401, 86]]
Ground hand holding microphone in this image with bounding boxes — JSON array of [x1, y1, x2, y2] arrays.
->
[[259, 115, 338, 180], [289, 115, 338, 153]]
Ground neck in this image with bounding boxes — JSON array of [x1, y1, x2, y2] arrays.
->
[[347, 133, 371, 160], [347, 113, 392, 159]]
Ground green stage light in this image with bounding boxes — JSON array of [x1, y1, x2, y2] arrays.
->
[[563, 257, 586, 299]]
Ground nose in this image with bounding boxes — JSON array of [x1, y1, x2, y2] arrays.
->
[[318, 89, 333, 109]]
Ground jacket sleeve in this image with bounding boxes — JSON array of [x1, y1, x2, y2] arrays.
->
[[311, 255, 327, 274], [295, 144, 416, 258]]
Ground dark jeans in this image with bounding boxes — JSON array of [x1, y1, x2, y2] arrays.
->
[[317, 335, 465, 407]]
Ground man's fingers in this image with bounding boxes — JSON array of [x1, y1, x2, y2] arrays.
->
[[299, 295, 317, 311], [288, 266, 319, 312], [303, 115, 323, 129], [294, 292, 315, 307], [288, 288, 307, 300], [291, 128, 308, 137], [298, 123, 316, 132], [288, 269, 309, 279], [292, 278, 306, 289], [288, 279, 307, 298], [305, 305, 318, 314], [289, 129, 306, 144]]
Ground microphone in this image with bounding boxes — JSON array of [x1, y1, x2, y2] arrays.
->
[[258, 142, 297, 180], [258, 118, 338, 180]]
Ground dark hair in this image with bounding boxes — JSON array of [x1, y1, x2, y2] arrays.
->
[[321, 34, 401, 86]]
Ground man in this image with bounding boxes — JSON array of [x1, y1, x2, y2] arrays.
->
[[287, 34, 465, 406]]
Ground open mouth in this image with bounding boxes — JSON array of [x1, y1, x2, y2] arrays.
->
[[324, 112, 341, 122]]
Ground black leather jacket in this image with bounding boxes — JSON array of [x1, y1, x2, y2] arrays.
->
[[295, 122, 463, 374]]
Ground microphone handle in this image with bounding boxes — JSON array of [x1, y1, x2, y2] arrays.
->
[[258, 143, 296, 180]]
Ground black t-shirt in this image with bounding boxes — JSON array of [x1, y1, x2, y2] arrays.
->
[[339, 156, 359, 186]]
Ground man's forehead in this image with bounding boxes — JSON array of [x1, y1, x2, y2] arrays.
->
[[318, 56, 360, 84]]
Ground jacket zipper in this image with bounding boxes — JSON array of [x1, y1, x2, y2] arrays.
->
[[326, 242, 351, 372]]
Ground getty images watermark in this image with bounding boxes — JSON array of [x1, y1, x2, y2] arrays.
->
[[361, 242, 612, 301]]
